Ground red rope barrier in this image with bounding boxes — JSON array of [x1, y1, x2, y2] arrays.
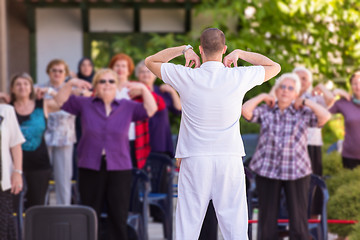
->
[[248, 219, 358, 224]]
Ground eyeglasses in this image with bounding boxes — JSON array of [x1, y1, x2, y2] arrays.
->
[[279, 84, 295, 91], [98, 79, 116, 84], [50, 69, 64, 74]]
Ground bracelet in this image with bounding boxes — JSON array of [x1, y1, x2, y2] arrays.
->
[[182, 44, 193, 55], [302, 99, 306, 106], [13, 169, 23, 175]]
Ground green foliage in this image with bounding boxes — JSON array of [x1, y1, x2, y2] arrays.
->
[[322, 114, 345, 145], [322, 149, 343, 177], [327, 172, 360, 237], [90, 0, 360, 137], [349, 219, 360, 240], [326, 167, 360, 197]]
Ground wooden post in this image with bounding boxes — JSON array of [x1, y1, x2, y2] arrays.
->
[[0, 0, 8, 91]]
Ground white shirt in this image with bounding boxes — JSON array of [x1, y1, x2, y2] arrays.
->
[[0, 105, 26, 191], [161, 61, 265, 158], [302, 92, 327, 146], [116, 87, 136, 140]]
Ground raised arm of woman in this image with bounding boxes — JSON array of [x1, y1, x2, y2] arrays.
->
[[242, 93, 275, 121]]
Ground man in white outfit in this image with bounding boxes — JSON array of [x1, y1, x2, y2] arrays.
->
[[145, 28, 281, 239]]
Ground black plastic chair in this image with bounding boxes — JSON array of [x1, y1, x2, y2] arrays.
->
[[242, 134, 259, 166], [145, 152, 175, 240], [24, 205, 97, 240], [307, 174, 329, 240], [128, 168, 150, 240]]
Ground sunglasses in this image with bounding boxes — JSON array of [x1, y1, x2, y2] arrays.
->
[[279, 84, 295, 91], [50, 69, 64, 74], [98, 79, 116, 84]]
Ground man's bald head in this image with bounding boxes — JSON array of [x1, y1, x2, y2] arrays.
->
[[200, 28, 226, 57]]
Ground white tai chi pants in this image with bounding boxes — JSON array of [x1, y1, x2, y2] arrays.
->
[[176, 155, 249, 240], [48, 145, 73, 205]]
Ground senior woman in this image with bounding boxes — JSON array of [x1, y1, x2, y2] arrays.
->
[[109, 54, 164, 168], [0, 104, 25, 240], [54, 68, 157, 240], [40, 59, 76, 205], [293, 66, 335, 217], [10, 73, 56, 209], [329, 70, 360, 169], [135, 60, 180, 157], [242, 73, 331, 240]]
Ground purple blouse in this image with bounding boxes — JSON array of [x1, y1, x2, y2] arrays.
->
[[149, 86, 181, 157], [62, 95, 148, 171], [329, 98, 360, 159]]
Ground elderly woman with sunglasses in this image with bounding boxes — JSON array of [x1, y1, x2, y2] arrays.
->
[[54, 68, 157, 240], [242, 73, 331, 240]]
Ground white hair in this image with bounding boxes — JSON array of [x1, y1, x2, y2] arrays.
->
[[134, 60, 146, 78], [274, 73, 301, 94], [293, 66, 313, 83]]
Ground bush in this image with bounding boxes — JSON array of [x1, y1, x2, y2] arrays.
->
[[322, 149, 343, 178], [349, 219, 360, 240], [326, 167, 360, 196], [327, 172, 360, 237]]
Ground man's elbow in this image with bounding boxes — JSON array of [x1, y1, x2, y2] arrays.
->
[[145, 56, 152, 68], [147, 105, 158, 118]]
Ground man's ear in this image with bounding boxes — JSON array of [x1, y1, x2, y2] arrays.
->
[[222, 45, 228, 54], [199, 45, 203, 55]]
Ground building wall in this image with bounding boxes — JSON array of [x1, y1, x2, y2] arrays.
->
[[8, 1, 30, 81], [36, 8, 82, 83]]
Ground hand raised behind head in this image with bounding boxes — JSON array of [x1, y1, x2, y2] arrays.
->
[[263, 94, 275, 108], [184, 49, 201, 68], [223, 50, 240, 67]]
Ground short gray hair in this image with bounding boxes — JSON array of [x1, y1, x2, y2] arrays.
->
[[293, 66, 313, 84], [135, 60, 146, 78], [274, 73, 301, 94]]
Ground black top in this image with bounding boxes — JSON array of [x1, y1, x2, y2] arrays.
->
[[14, 99, 51, 171]]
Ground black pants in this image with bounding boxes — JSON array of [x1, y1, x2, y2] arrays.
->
[[0, 190, 17, 240], [79, 157, 132, 240], [308, 145, 322, 215], [256, 175, 310, 240], [199, 200, 218, 240], [23, 169, 51, 209], [342, 156, 360, 169]]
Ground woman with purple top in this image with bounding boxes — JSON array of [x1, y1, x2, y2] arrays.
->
[[329, 70, 360, 169], [242, 73, 331, 240], [135, 60, 181, 157], [54, 68, 157, 240]]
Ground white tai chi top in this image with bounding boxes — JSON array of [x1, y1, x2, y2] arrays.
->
[[161, 61, 265, 158], [0, 105, 26, 191]]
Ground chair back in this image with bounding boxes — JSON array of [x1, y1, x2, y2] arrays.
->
[[145, 152, 174, 194], [24, 205, 97, 240], [242, 134, 259, 165]]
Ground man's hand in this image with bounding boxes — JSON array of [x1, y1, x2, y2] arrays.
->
[[176, 158, 182, 168], [184, 49, 201, 68], [223, 50, 241, 67]]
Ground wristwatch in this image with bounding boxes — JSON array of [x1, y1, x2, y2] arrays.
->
[[182, 45, 193, 55]]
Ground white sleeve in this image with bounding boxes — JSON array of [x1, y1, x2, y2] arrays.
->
[[161, 63, 189, 93], [8, 107, 26, 147], [242, 66, 265, 93]]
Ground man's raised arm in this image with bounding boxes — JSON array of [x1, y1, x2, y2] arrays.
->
[[145, 45, 200, 80], [223, 49, 281, 82]]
